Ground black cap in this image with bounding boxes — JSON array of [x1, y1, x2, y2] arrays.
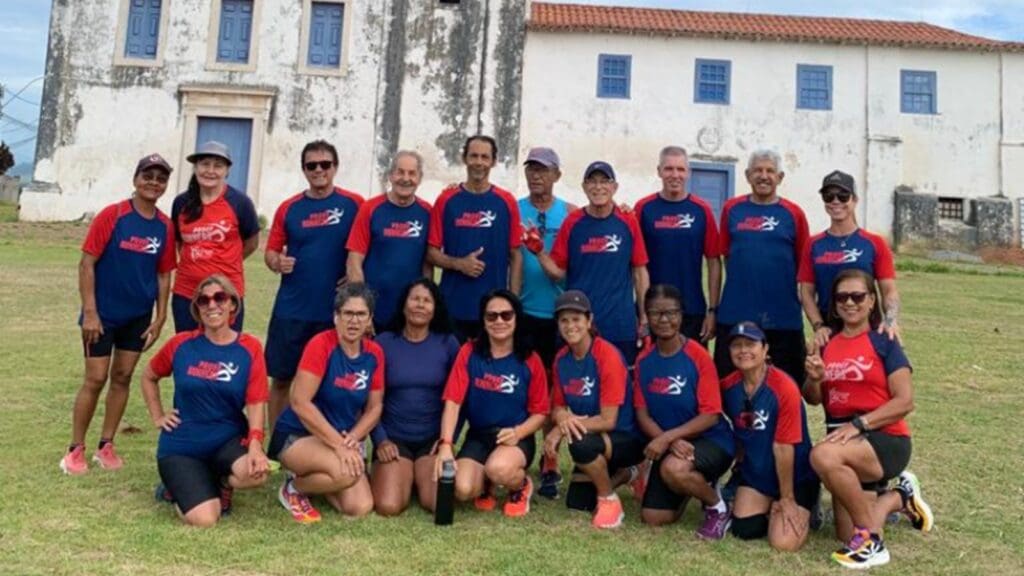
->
[[820, 170, 856, 196], [554, 290, 592, 314]]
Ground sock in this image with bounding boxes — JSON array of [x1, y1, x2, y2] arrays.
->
[[68, 443, 83, 453], [542, 454, 558, 473], [98, 438, 112, 450], [711, 497, 727, 514], [599, 492, 619, 502]]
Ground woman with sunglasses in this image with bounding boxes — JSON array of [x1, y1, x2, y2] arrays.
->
[[633, 285, 735, 537], [720, 321, 819, 551], [171, 141, 259, 333], [141, 274, 269, 527], [435, 290, 549, 518], [269, 283, 384, 523], [803, 269, 933, 569], [798, 170, 900, 349], [370, 278, 460, 516]]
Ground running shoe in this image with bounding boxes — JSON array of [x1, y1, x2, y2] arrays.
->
[[60, 445, 88, 475], [832, 529, 890, 569], [592, 494, 625, 529], [696, 506, 732, 540], [538, 470, 562, 500], [278, 479, 321, 524], [475, 481, 498, 512], [628, 460, 650, 501], [503, 477, 533, 518], [92, 442, 124, 470], [154, 483, 174, 504], [896, 470, 934, 532], [220, 484, 234, 516]]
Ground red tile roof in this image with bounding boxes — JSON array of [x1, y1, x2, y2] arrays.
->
[[529, 2, 1021, 52]]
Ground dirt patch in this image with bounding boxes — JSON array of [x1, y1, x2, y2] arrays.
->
[[977, 246, 1024, 268]]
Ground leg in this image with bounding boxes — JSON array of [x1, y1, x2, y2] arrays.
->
[[659, 455, 719, 507], [171, 294, 198, 333], [569, 434, 614, 497], [640, 458, 687, 526], [227, 451, 268, 490], [72, 356, 111, 445], [281, 436, 358, 495], [453, 458, 487, 502], [765, 329, 806, 385], [97, 349, 141, 441], [713, 323, 735, 378], [371, 457, 415, 516], [181, 499, 222, 528], [414, 454, 439, 512], [327, 475, 374, 518], [811, 439, 897, 534], [158, 455, 223, 527], [268, 378, 291, 431], [730, 486, 772, 540], [484, 445, 528, 489]]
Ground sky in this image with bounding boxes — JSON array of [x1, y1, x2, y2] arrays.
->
[[1, 0, 1022, 170]]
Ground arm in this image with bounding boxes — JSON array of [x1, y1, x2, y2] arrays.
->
[[346, 251, 366, 284], [802, 339, 825, 406], [800, 282, 832, 349], [534, 251, 566, 282], [635, 406, 664, 440], [772, 442, 796, 500], [434, 399, 462, 477], [701, 256, 722, 341], [244, 399, 269, 479], [426, 245, 484, 277], [141, 365, 179, 431], [553, 405, 618, 436], [633, 265, 650, 329], [242, 234, 259, 260], [859, 368, 914, 431], [289, 370, 348, 449], [348, 389, 383, 442], [878, 279, 902, 341], [78, 253, 103, 345], [141, 272, 171, 351], [508, 248, 523, 295]]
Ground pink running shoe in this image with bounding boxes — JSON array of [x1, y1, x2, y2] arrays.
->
[[60, 445, 88, 475], [92, 442, 124, 470]]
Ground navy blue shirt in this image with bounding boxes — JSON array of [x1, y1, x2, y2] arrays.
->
[[552, 337, 637, 435], [442, 344, 549, 431]]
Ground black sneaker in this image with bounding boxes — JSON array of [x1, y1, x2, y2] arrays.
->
[[154, 483, 174, 504], [896, 471, 933, 532], [538, 470, 562, 500]]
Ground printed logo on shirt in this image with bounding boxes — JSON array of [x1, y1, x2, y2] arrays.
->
[[735, 408, 770, 431], [648, 375, 687, 395], [186, 361, 239, 383], [119, 236, 162, 255], [334, 370, 370, 391], [825, 357, 874, 382], [383, 220, 424, 238], [828, 387, 851, 405], [736, 216, 780, 232], [581, 234, 622, 254], [455, 210, 497, 228], [563, 377, 595, 397], [814, 249, 864, 265], [302, 208, 345, 228], [190, 246, 215, 261], [182, 220, 232, 243], [474, 373, 519, 394], [654, 214, 695, 229]]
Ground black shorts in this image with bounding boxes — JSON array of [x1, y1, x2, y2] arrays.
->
[[642, 437, 734, 511], [735, 475, 821, 512], [373, 437, 437, 462], [714, 324, 806, 384], [865, 431, 912, 483], [522, 314, 559, 368], [267, 428, 309, 461], [457, 428, 536, 468], [265, 316, 334, 380], [681, 314, 706, 343], [83, 314, 150, 357], [157, 437, 246, 514], [172, 294, 245, 333], [567, 431, 645, 469]]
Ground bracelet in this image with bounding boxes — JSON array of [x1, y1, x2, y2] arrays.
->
[[851, 416, 869, 433], [243, 429, 265, 447], [439, 437, 453, 446]]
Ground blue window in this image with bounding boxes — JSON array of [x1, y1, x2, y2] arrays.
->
[[901, 70, 937, 114], [217, 0, 254, 63], [597, 54, 631, 99], [695, 59, 730, 104], [308, 2, 344, 68], [124, 0, 161, 59], [797, 64, 832, 110]]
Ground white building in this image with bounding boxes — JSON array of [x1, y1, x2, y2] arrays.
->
[[22, 1, 1024, 244]]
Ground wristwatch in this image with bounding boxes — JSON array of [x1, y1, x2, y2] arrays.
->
[[851, 416, 868, 433], [812, 321, 825, 330], [707, 306, 718, 314]]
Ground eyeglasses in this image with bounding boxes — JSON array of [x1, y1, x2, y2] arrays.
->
[[834, 291, 869, 304], [339, 310, 370, 321], [821, 191, 853, 204], [647, 308, 682, 321], [196, 291, 230, 308], [139, 172, 169, 184], [484, 310, 515, 323], [304, 160, 335, 172]]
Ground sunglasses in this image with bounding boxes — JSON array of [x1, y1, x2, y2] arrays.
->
[[304, 160, 335, 172], [536, 211, 547, 236], [834, 291, 869, 304], [484, 310, 515, 323], [196, 291, 231, 308], [821, 191, 853, 204]]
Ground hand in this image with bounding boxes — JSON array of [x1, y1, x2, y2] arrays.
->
[[617, 202, 633, 215], [637, 318, 650, 340], [81, 310, 104, 346], [822, 423, 861, 445], [140, 318, 164, 352], [153, 409, 181, 432], [334, 445, 365, 478], [496, 426, 520, 446], [771, 497, 809, 538], [805, 339, 825, 383], [339, 431, 361, 450], [669, 438, 695, 461], [558, 414, 587, 443], [878, 320, 902, 344], [458, 248, 486, 278], [277, 246, 296, 274], [700, 312, 716, 342], [644, 434, 671, 460], [543, 429, 563, 460], [434, 444, 455, 480], [247, 443, 269, 480], [813, 325, 832, 350], [375, 440, 399, 463]]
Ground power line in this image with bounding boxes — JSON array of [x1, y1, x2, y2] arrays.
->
[[0, 114, 37, 131], [1, 76, 45, 109], [6, 135, 37, 148]]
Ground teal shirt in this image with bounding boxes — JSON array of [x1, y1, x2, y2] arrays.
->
[[518, 196, 569, 319]]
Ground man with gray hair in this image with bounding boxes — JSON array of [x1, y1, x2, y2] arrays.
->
[[714, 149, 809, 384], [347, 150, 433, 333], [635, 146, 721, 344]]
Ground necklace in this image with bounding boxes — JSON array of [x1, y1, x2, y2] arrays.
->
[[829, 227, 858, 248]]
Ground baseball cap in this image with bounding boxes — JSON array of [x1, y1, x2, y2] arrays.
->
[[187, 140, 233, 166], [727, 321, 767, 344], [134, 153, 172, 175], [523, 147, 560, 168], [554, 290, 592, 315], [583, 161, 616, 181], [819, 170, 855, 196]]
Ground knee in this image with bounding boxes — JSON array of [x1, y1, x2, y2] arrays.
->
[[484, 459, 520, 486], [660, 457, 692, 482], [81, 374, 107, 393], [454, 475, 478, 502], [568, 436, 602, 466], [731, 514, 769, 540], [345, 497, 374, 518], [810, 444, 840, 475], [374, 494, 407, 517], [641, 509, 677, 527], [108, 367, 134, 387], [183, 505, 221, 528]]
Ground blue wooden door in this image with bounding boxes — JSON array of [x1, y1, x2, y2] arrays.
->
[[196, 116, 252, 193], [689, 165, 731, 221]]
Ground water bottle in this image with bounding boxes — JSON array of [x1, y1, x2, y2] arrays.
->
[[434, 459, 456, 526]]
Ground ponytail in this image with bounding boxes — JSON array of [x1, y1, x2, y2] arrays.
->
[[182, 174, 203, 223]]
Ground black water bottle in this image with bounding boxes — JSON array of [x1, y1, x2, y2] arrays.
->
[[434, 459, 456, 526]]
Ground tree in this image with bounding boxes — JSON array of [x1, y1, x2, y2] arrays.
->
[[0, 142, 14, 176]]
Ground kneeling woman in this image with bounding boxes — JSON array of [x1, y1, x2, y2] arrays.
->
[[804, 269, 933, 569], [721, 321, 819, 551], [270, 283, 384, 523], [634, 284, 735, 538], [141, 275, 269, 527], [436, 290, 549, 518]]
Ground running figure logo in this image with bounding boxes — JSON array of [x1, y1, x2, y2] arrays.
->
[[737, 216, 780, 232], [119, 236, 162, 255], [302, 208, 345, 228], [455, 211, 497, 228], [186, 360, 238, 383], [649, 375, 687, 395], [824, 357, 874, 382], [581, 234, 622, 254], [814, 249, 864, 265], [654, 214, 696, 229], [473, 373, 519, 394], [383, 220, 424, 238], [215, 362, 239, 382], [564, 377, 595, 397], [751, 409, 770, 431], [182, 220, 232, 243], [334, 370, 370, 391]]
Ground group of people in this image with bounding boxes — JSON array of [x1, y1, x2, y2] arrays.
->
[[62, 135, 933, 569]]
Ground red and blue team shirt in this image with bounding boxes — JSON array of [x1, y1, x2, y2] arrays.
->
[[635, 193, 720, 316], [721, 366, 816, 498], [552, 337, 637, 435], [274, 330, 385, 436], [798, 229, 895, 315], [633, 339, 734, 455], [442, 343, 549, 431], [81, 199, 176, 327], [550, 208, 649, 343], [266, 188, 364, 323], [822, 330, 912, 436], [718, 195, 809, 330], [427, 185, 522, 322], [171, 186, 259, 298], [149, 331, 268, 459], [347, 195, 431, 327]]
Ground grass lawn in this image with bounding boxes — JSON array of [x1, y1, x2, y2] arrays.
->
[[0, 221, 1022, 576]]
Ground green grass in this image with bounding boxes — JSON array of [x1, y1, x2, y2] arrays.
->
[[1, 223, 1022, 576]]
